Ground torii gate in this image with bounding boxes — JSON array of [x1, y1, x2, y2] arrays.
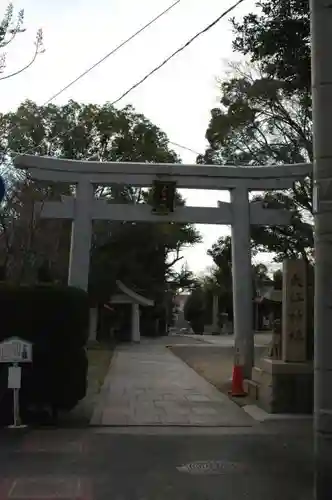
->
[[14, 155, 312, 378]]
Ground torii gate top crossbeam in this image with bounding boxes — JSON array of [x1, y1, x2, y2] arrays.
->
[[14, 155, 312, 190]]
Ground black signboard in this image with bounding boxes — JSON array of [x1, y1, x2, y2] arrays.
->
[[152, 180, 176, 215]]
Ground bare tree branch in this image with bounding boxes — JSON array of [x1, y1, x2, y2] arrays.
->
[[0, 3, 44, 81]]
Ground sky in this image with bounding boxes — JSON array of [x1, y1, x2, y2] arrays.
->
[[1, 0, 277, 274]]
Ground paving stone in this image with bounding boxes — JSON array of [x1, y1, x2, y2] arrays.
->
[[101, 415, 131, 425], [101, 410, 133, 425], [153, 403, 190, 416], [162, 394, 181, 401], [160, 415, 191, 425], [192, 407, 219, 416], [91, 340, 254, 427], [132, 415, 161, 424], [186, 395, 212, 402]]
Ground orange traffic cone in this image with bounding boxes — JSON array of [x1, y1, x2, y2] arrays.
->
[[228, 364, 247, 397]]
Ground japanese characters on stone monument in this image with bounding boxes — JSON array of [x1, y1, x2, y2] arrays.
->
[[282, 259, 307, 362]]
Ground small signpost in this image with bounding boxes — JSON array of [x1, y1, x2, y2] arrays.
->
[[0, 337, 32, 428]]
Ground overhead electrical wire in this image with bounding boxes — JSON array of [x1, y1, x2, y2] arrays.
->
[[40, 0, 183, 106], [4, 0, 245, 171], [0, 0, 182, 177], [169, 141, 202, 156], [111, 0, 245, 105]]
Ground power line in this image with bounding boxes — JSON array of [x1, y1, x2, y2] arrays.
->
[[111, 0, 246, 105], [1, 0, 182, 172], [5, 0, 244, 169], [169, 141, 202, 156], [41, 0, 182, 106]]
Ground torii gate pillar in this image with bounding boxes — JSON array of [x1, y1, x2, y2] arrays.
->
[[231, 186, 253, 378], [13, 155, 312, 379], [68, 180, 93, 291]]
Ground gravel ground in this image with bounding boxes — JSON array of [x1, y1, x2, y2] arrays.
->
[[169, 344, 266, 396]]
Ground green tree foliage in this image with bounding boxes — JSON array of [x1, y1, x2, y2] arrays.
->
[[167, 262, 198, 292], [231, 0, 310, 93], [199, 63, 313, 261], [186, 235, 272, 329], [206, 235, 267, 312], [272, 269, 283, 289], [1, 100, 201, 306], [252, 263, 271, 296], [183, 285, 206, 333], [206, 236, 233, 315], [4, 100, 175, 163]]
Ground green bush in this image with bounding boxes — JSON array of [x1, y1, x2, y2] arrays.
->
[[184, 288, 206, 325], [0, 284, 89, 348], [19, 347, 88, 412], [0, 285, 89, 425]]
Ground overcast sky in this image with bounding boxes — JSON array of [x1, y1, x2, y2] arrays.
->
[[1, 0, 276, 274]]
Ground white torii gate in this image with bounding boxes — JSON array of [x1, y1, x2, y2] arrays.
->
[[14, 155, 312, 378]]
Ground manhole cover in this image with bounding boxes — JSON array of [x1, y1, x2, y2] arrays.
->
[[177, 460, 244, 475]]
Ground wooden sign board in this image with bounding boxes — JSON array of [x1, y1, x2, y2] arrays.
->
[[151, 180, 176, 215]]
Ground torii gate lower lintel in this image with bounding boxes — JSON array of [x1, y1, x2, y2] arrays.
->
[[14, 155, 312, 379]]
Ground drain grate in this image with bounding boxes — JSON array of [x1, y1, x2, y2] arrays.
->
[[177, 460, 244, 475]]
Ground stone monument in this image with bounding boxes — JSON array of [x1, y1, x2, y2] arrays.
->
[[246, 259, 313, 414]]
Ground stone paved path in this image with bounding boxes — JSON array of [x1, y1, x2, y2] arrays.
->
[[91, 340, 254, 426]]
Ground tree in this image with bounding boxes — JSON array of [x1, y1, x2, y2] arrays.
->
[[272, 269, 283, 289], [183, 285, 206, 333], [199, 62, 313, 262], [167, 262, 198, 292], [186, 235, 273, 332], [1, 100, 201, 314], [0, 4, 44, 176], [0, 179, 70, 284], [206, 236, 233, 313], [0, 3, 44, 82], [253, 263, 270, 284], [231, 0, 310, 93], [206, 235, 269, 316]]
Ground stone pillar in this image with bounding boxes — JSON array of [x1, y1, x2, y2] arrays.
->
[[68, 180, 93, 291], [282, 259, 307, 362], [89, 307, 98, 342], [311, 0, 332, 492], [231, 185, 253, 378], [131, 302, 140, 343]]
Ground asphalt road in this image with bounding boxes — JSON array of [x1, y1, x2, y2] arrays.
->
[[0, 427, 313, 500], [0, 335, 313, 499]]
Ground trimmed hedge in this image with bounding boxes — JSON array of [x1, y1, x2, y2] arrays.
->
[[0, 285, 89, 425], [0, 284, 89, 348]]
